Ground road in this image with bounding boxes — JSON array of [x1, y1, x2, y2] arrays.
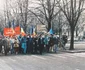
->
[[0, 52, 85, 70], [0, 41, 85, 70]]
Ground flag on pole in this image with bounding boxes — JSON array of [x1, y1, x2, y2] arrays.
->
[[12, 28, 15, 34], [8, 21, 11, 28], [12, 20, 15, 28], [33, 26, 36, 36], [20, 24, 26, 36], [48, 28, 54, 34], [11, 20, 15, 35], [21, 28, 25, 33], [30, 25, 33, 35]]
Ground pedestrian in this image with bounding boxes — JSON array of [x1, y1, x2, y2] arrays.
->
[[28, 35, 33, 54], [44, 35, 50, 52], [14, 37, 19, 54], [18, 34, 22, 54], [62, 33, 68, 49], [38, 34, 44, 55], [49, 34, 54, 52], [53, 36, 59, 53], [21, 35, 27, 54], [26, 35, 30, 53], [33, 35, 38, 54], [10, 36, 15, 54]]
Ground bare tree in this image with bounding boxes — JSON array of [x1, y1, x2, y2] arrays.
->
[[58, 0, 85, 50], [17, 0, 29, 32], [4, 0, 16, 27], [76, 12, 85, 37], [29, 0, 60, 31]]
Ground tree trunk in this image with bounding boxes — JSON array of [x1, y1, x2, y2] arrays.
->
[[48, 22, 51, 32], [76, 29, 78, 37], [69, 28, 74, 50], [59, 28, 61, 38]]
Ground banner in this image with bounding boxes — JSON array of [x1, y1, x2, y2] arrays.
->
[[4, 28, 15, 36], [37, 25, 47, 34], [14, 26, 21, 35], [4, 26, 26, 36]]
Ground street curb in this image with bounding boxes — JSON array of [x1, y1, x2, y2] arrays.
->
[[60, 50, 85, 53]]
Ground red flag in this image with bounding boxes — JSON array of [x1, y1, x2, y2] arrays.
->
[[4, 28, 15, 36], [14, 26, 21, 35]]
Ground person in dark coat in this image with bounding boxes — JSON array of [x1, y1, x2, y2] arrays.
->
[[38, 35, 44, 55], [44, 35, 50, 52], [26, 35, 30, 53], [62, 33, 68, 46], [29, 35, 33, 54], [33, 36, 38, 54]]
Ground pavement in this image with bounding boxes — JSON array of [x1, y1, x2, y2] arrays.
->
[[61, 49, 85, 53], [60, 40, 85, 53]]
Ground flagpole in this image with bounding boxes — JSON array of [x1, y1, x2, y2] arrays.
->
[[51, 23, 52, 31]]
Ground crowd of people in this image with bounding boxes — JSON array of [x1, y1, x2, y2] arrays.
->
[[3, 33, 68, 55]]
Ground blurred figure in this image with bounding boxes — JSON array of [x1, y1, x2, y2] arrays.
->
[[44, 35, 50, 52], [58, 38, 66, 50], [10, 36, 15, 54], [29, 35, 33, 54], [49, 34, 54, 52], [33, 35, 38, 54], [26, 35, 30, 53], [14, 37, 19, 54], [62, 33, 68, 48], [21, 35, 27, 54], [53, 36, 59, 53], [38, 34, 44, 55], [18, 34, 22, 53]]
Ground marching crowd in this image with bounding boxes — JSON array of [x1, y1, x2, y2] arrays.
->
[[4, 33, 68, 55]]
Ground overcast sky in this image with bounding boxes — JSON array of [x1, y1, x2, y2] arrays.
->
[[0, 0, 4, 9], [0, 0, 85, 13], [0, 0, 4, 12]]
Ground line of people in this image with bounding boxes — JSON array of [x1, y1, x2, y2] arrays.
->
[[5, 33, 68, 55]]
